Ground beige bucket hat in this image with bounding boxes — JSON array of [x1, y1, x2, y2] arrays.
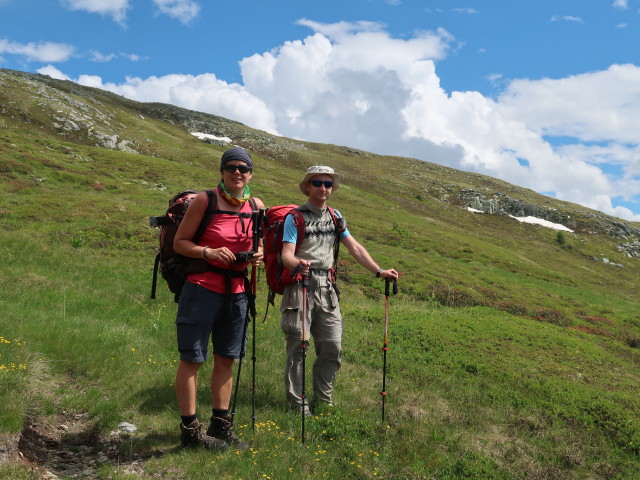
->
[[299, 165, 340, 195]]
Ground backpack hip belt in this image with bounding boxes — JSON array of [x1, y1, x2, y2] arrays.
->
[[310, 268, 329, 276]]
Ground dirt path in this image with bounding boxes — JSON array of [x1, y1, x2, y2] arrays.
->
[[2, 413, 153, 479]]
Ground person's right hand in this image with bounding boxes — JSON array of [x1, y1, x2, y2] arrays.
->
[[207, 246, 236, 265], [293, 259, 311, 276]]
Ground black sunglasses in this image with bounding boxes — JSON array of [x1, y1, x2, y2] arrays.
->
[[309, 179, 334, 188], [222, 164, 252, 174]]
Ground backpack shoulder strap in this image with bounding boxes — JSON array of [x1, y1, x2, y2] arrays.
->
[[289, 208, 306, 252], [193, 189, 218, 243], [326, 206, 344, 287], [327, 206, 346, 234], [151, 252, 161, 299]]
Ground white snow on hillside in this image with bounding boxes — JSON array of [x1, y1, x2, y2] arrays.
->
[[190, 132, 232, 143], [467, 208, 574, 232]]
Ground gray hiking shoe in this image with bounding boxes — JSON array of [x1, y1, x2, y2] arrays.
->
[[180, 419, 228, 451], [206, 415, 249, 450], [290, 404, 312, 417]]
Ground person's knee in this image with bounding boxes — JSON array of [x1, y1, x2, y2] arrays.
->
[[176, 360, 203, 383], [179, 360, 203, 371], [213, 354, 235, 370], [315, 341, 341, 360]]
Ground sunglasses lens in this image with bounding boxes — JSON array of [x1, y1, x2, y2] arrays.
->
[[223, 164, 251, 173], [310, 180, 333, 188]]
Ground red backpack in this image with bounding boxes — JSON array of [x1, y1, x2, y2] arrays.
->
[[262, 204, 345, 305]]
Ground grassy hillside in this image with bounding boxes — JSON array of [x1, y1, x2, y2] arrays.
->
[[0, 69, 638, 479]]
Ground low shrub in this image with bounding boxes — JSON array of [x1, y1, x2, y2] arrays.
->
[[531, 308, 570, 327]]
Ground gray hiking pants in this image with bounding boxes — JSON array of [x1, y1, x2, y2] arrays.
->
[[280, 270, 342, 409]]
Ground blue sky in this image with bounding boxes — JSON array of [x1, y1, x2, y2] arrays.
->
[[1, 0, 639, 221]]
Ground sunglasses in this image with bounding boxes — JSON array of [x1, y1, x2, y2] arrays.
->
[[309, 179, 334, 188], [222, 164, 252, 174]]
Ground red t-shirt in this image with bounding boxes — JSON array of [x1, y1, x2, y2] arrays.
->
[[187, 200, 253, 294]]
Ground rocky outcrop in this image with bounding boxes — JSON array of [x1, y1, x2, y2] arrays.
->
[[461, 189, 574, 224], [0, 69, 140, 154], [460, 189, 640, 243], [618, 239, 640, 258]]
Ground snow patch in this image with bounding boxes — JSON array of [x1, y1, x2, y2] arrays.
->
[[508, 215, 574, 232], [190, 132, 232, 143], [467, 207, 574, 232]]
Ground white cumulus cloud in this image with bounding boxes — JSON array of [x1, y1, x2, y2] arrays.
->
[[36, 64, 71, 80], [61, 0, 129, 24], [612, 0, 628, 10], [153, 0, 200, 24], [90, 51, 117, 63], [240, 20, 455, 156], [74, 73, 277, 134], [498, 64, 640, 144], [550, 15, 584, 23], [0, 39, 75, 62], [89, 51, 145, 63]]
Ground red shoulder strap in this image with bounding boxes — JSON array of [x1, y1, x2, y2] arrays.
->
[[289, 209, 306, 253], [327, 206, 346, 234], [193, 189, 218, 243]]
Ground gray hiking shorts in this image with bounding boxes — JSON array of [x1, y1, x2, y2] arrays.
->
[[176, 281, 248, 363]]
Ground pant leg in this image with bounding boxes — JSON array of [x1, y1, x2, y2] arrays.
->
[[309, 277, 342, 407], [280, 283, 310, 408]]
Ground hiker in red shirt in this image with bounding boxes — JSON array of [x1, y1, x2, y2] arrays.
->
[[173, 147, 264, 450]]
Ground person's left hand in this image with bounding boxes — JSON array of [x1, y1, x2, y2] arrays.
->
[[379, 268, 399, 280], [249, 248, 263, 267]]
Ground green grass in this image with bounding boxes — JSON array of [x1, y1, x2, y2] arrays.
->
[[1, 70, 639, 479]]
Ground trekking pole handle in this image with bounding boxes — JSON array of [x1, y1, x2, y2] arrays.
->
[[235, 251, 255, 263], [256, 208, 266, 238], [251, 210, 259, 252], [253, 208, 265, 250], [384, 278, 399, 296]]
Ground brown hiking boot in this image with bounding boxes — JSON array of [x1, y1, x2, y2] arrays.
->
[[206, 415, 249, 450], [180, 419, 228, 450]]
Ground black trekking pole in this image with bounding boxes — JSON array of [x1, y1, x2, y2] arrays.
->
[[231, 296, 250, 425], [250, 208, 265, 431], [230, 210, 259, 425], [300, 273, 310, 444], [381, 278, 398, 423]]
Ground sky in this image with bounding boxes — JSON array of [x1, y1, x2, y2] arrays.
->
[[1, 1, 640, 222]]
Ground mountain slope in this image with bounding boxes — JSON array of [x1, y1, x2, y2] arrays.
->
[[1, 68, 638, 479]]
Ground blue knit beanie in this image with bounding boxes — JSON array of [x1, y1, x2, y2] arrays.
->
[[220, 147, 252, 170]]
